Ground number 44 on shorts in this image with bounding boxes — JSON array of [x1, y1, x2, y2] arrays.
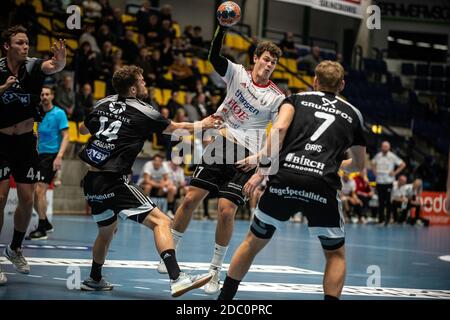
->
[[27, 167, 41, 181]]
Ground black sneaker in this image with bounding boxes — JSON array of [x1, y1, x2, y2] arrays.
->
[[27, 229, 48, 240], [45, 221, 54, 233]]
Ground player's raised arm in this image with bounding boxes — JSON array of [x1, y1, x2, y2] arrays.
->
[[208, 25, 229, 77]]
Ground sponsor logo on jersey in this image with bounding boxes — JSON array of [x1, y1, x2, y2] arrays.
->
[[85, 192, 115, 201], [300, 100, 353, 123], [86, 145, 110, 164], [1, 91, 31, 105], [284, 153, 325, 175], [109, 101, 127, 114], [93, 140, 116, 151], [321, 97, 338, 108], [268, 186, 327, 204]]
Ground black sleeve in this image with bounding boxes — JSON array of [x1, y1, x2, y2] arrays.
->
[[352, 111, 367, 147], [208, 25, 229, 77], [145, 110, 171, 134], [280, 95, 296, 111]]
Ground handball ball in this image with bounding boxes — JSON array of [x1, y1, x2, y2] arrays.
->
[[217, 1, 241, 27]]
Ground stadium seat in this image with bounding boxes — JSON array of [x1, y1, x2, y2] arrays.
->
[[416, 64, 429, 77], [414, 78, 429, 91], [68, 121, 79, 143], [94, 80, 106, 100], [401, 63, 415, 76], [431, 65, 444, 78], [37, 34, 50, 52]]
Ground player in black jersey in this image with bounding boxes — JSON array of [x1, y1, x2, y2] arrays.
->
[[218, 61, 367, 300], [0, 25, 66, 285], [78, 66, 218, 297]]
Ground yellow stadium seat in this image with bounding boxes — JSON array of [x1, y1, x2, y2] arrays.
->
[[68, 121, 79, 143], [172, 23, 181, 38], [38, 17, 51, 31], [204, 61, 214, 74], [65, 38, 78, 51], [197, 59, 206, 74], [152, 133, 165, 150], [121, 14, 136, 24], [287, 58, 298, 73], [163, 72, 173, 80], [176, 91, 186, 105], [77, 122, 91, 144], [272, 71, 283, 79], [37, 34, 50, 52], [94, 80, 106, 100], [153, 87, 163, 106], [162, 89, 172, 105], [201, 75, 208, 86], [132, 32, 139, 45]]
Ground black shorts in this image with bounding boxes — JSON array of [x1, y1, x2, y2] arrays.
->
[[190, 137, 255, 206], [0, 132, 39, 184], [256, 170, 345, 239], [83, 171, 157, 227], [37, 153, 57, 184]]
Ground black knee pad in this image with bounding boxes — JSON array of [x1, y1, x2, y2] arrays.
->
[[250, 216, 276, 239], [318, 236, 345, 250]]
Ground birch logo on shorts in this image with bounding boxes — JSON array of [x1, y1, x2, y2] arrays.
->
[[86, 145, 110, 164], [2, 92, 31, 105], [268, 186, 327, 204]]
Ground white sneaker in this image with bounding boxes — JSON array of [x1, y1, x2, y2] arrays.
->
[[0, 265, 7, 285], [171, 272, 213, 297], [203, 268, 221, 294], [3, 246, 30, 274], [157, 259, 168, 274]]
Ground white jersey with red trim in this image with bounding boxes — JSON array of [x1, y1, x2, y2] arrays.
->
[[216, 60, 285, 154]]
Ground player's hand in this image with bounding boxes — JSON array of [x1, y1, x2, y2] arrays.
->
[[243, 172, 264, 198], [235, 154, 259, 172], [53, 155, 62, 171], [2, 76, 16, 90], [51, 39, 67, 63], [389, 171, 395, 177], [201, 115, 223, 129]]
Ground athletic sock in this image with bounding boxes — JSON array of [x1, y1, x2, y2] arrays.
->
[[90, 261, 103, 282], [210, 243, 228, 270], [170, 228, 184, 250], [217, 275, 240, 300], [160, 249, 181, 280], [10, 229, 26, 251]]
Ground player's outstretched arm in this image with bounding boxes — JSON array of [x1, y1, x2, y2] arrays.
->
[[79, 122, 90, 135], [162, 115, 222, 134], [208, 26, 229, 77], [42, 39, 66, 75]]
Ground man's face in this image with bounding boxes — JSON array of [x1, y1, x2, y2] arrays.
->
[[381, 142, 390, 153], [153, 157, 163, 169], [398, 176, 407, 186], [253, 51, 277, 81], [5, 33, 29, 63], [40, 88, 53, 105], [135, 74, 148, 99]]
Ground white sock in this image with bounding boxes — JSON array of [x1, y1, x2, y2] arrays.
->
[[171, 228, 184, 250], [210, 243, 228, 271]]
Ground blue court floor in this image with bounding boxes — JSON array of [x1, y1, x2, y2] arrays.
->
[[1, 214, 450, 300]]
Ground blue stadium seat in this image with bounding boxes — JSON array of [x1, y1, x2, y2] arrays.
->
[[298, 48, 309, 57]]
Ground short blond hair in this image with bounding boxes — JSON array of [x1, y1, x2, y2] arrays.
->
[[314, 60, 345, 92]]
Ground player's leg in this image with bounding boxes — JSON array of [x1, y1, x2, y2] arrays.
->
[[0, 179, 10, 285], [81, 219, 118, 291], [218, 210, 277, 300], [322, 243, 346, 299]]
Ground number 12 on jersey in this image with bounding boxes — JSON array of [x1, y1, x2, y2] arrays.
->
[[310, 111, 335, 141]]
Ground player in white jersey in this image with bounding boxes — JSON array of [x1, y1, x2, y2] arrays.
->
[[157, 25, 285, 295]]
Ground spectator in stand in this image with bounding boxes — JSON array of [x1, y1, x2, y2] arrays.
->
[[299, 46, 322, 76], [183, 92, 201, 122], [143, 14, 162, 46], [82, 0, 102, 20], [160, 19, 175, 41], [136, 0, 152, 34], [117, 30, 139, 65], [190, 57, 202, 83], [166, 91, 183, 119], [148, 49, 172, 89], [12, 0, 37, 45], [160, 4, 173, 22], [169, 55, 195, 91], [160, 36, 174, 67], [73, 83, 93, 122], [99, 41, 114, 80], [371, 141, 406, 226], [96, 24, 117, 48], [340, 172, 362, 223], [173, 37, 190, 57], [279, 32, 298, 59], [105, 7, 125, 40], [147, 86, 160, 110], [247, 35, 258, 65], [405, 179, 429, 226], [391, 175, 409, 224], [73, 41, 99, 87], [54, 75, 75, 118], [193, 92, 212, 118], [98, 0, 114, 18], [190, 26, 204, 48], [353, 169, 373, 223], [79, 23, 101, 54], [165, 157, 188, 218], [183, 25, 194, 44], [136, 47, 153, 83]]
